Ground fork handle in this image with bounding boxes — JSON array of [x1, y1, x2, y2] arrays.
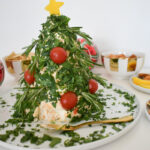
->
[[63, 115, 133, 130]]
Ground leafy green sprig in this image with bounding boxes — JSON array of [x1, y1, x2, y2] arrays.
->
[[13, 14, 107, 123]]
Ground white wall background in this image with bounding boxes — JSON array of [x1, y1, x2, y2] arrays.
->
[[0, 0, 150, 67]]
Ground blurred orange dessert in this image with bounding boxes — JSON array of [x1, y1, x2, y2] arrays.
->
[[106, 53, 137, 72], [4, 52, 34, 74]]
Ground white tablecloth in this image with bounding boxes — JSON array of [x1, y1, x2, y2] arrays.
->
[[0, 67, 150, 150]]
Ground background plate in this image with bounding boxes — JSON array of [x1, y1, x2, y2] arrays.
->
[[129, 75, 150, 94]]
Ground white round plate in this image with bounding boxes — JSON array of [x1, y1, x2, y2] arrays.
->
[[0, 82, 141, 150], [129, 75, 150, 94]]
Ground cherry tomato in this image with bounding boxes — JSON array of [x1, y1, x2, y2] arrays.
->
[[73, 107, 78, 115], [50, 47, 67, 64], [24, 70, 35, 85], [89, 79, 98, 94], [78, 38, 85, 43], [84, 44, 97, 55], [60, 92, 78, 110], [91, 58, 97, 63]]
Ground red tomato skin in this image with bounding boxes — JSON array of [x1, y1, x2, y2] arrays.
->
[[91, 58, 97, 63], [78, 38, 85, 43], [60, 92, 78, 110], [101, 56, 104, 65], [73, 107, 78, 115], [89, 79, 98, 94], [84, 44, 97, 56], [50, 47, 67, 64], [24, 70, 35, 85], [89, 67, 92, 70]]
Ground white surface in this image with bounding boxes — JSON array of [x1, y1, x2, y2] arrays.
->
[[0, 0, 150, 67], [0, 67, 150, 150]]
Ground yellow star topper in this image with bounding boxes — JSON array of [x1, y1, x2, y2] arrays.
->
[[45, 0, 64, 15]]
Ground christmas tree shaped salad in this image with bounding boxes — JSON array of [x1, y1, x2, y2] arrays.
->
[[13, 0, 133, 130]]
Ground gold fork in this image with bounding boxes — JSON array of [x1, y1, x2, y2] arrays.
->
[[42, 115, 133, 131]]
